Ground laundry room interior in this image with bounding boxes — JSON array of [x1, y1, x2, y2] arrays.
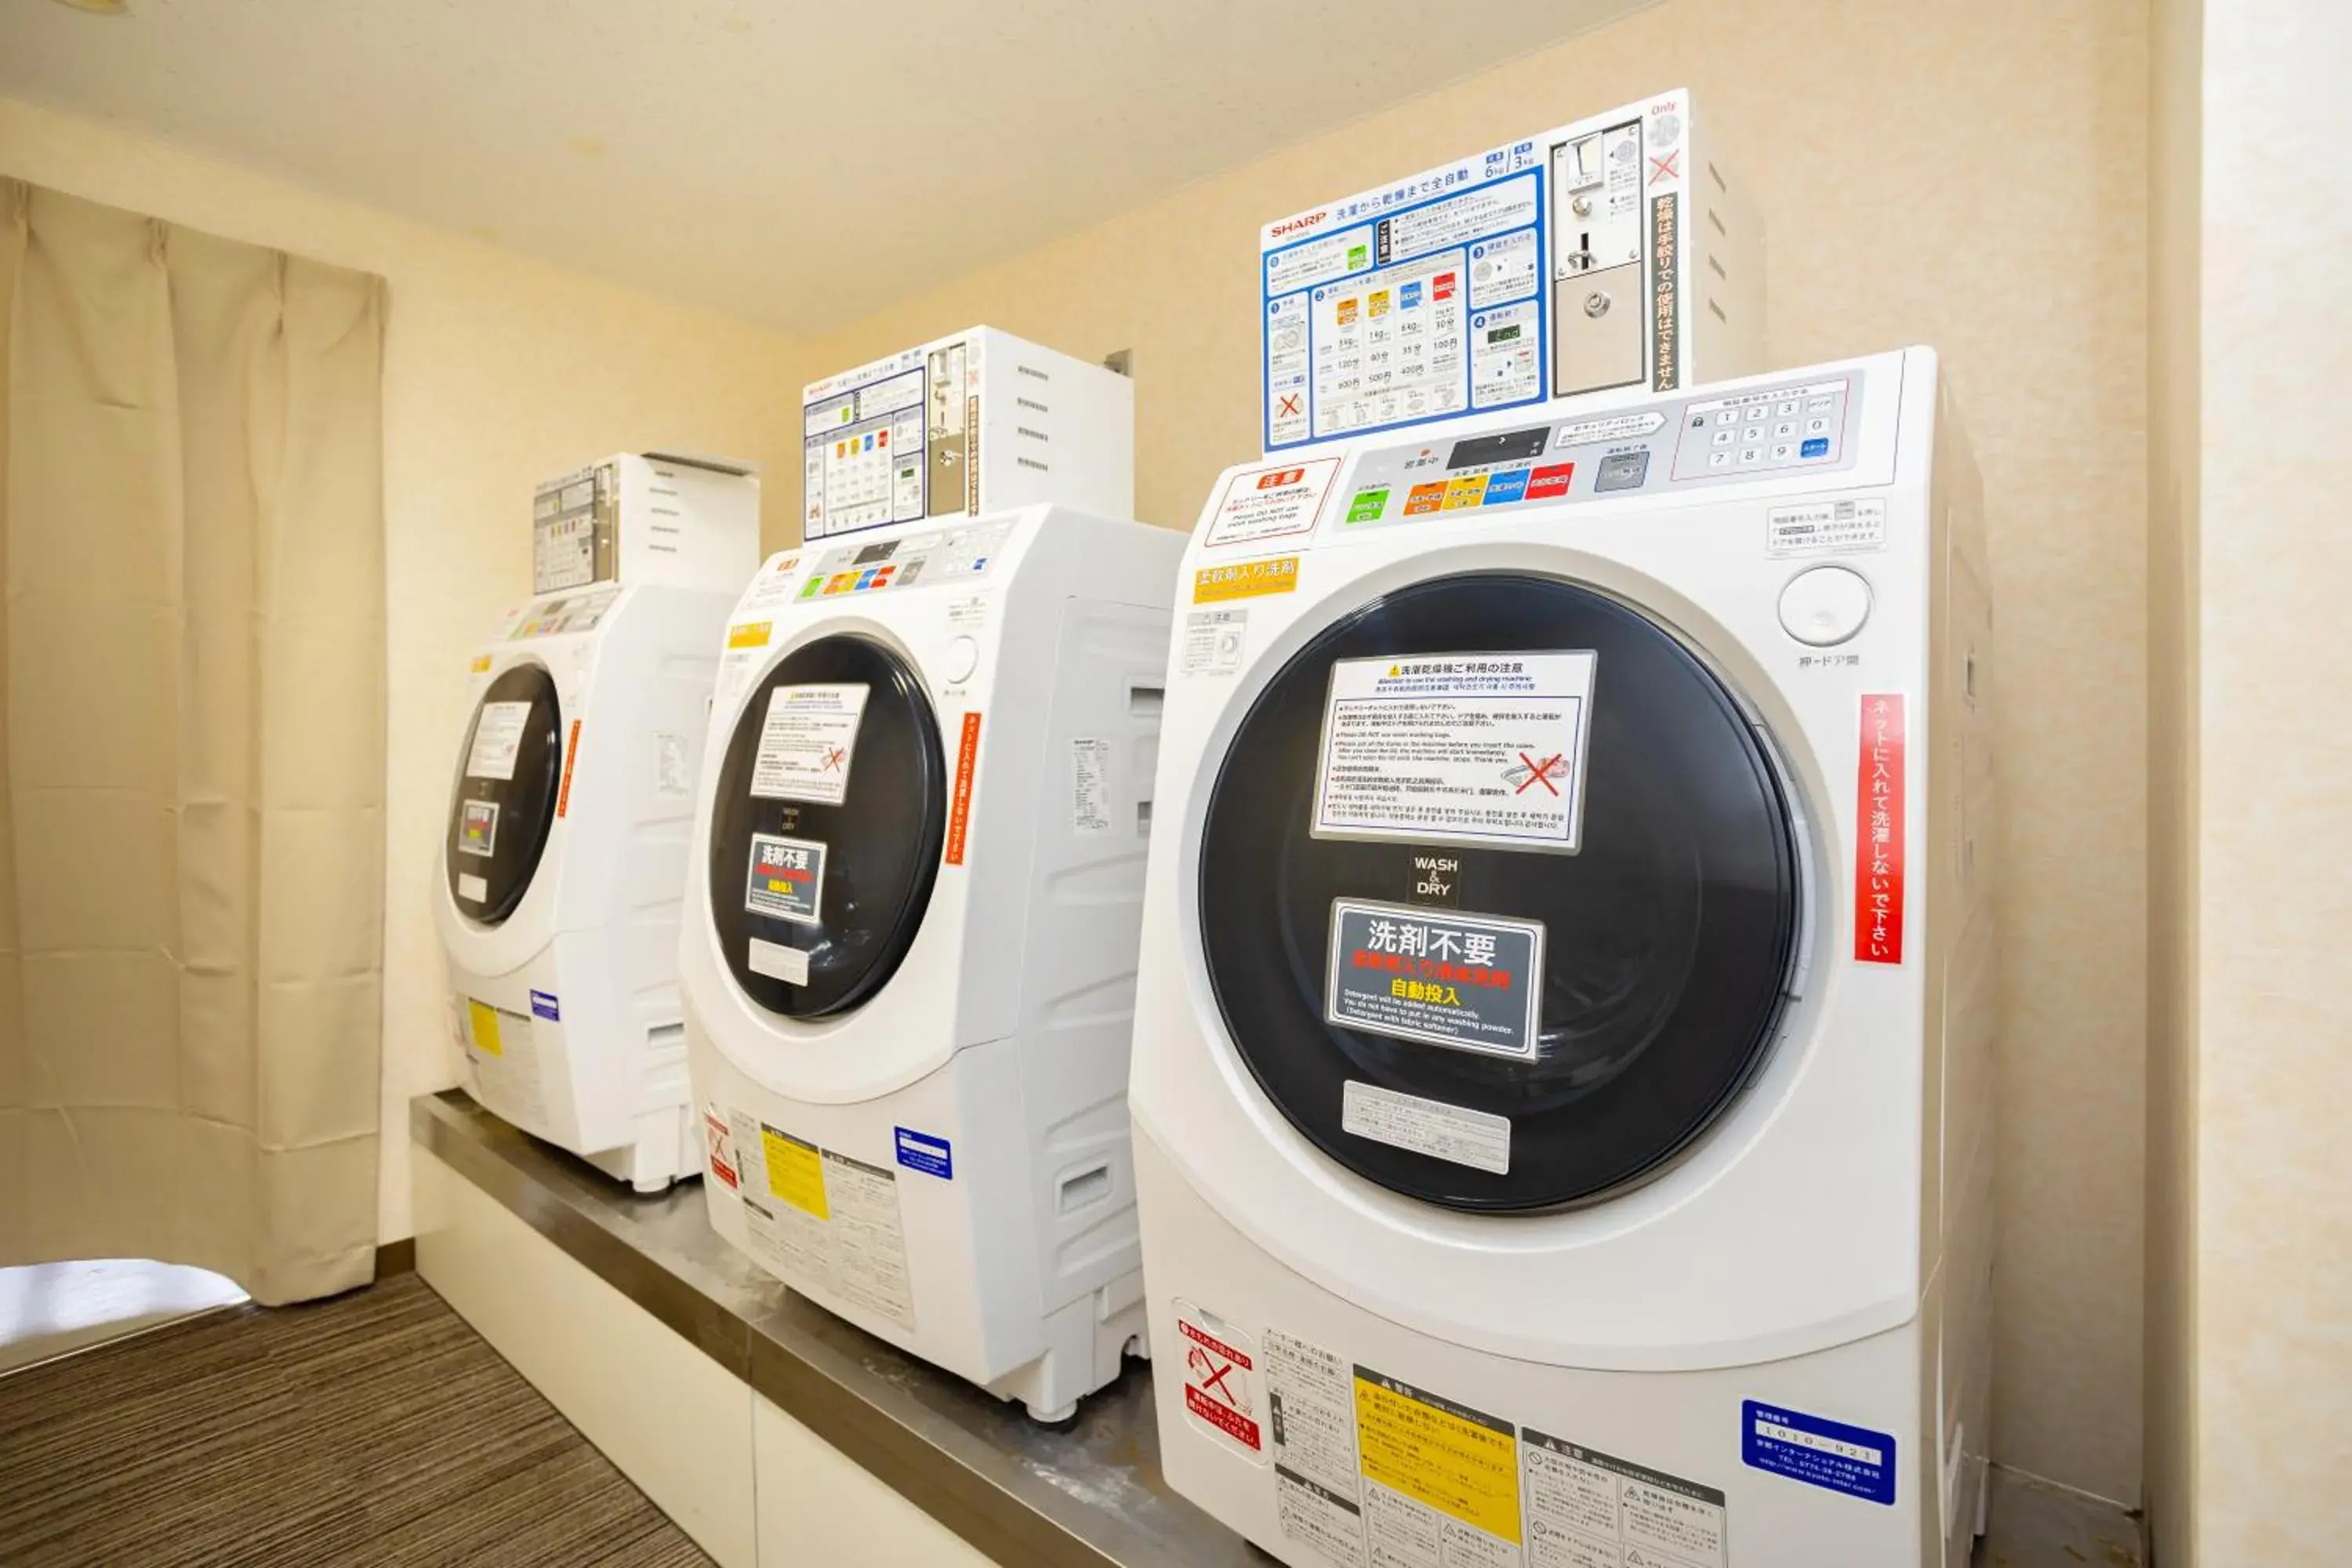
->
[[0, 1, 2335, 1565]]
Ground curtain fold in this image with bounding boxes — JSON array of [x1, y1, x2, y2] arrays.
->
[[0, 179, 387, 1305]]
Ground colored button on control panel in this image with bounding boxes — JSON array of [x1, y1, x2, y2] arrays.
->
[[1441, 474, 1489, 510], [1345, 487, 1391, 524], [1526, 462, 1577, 500], [1403, 481, 1447, 516], [1479, 467, 1531, 506], [1801, 437, 1831, 459]]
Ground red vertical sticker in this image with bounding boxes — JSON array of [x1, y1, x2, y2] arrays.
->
[[1853, 694, 1905, 964], [555, 719, 584, 818], [944, 711, 982, 866]]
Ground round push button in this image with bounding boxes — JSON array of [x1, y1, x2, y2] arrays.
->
[[1777, 566, 1871, 647], [942, 635, 981, 684]]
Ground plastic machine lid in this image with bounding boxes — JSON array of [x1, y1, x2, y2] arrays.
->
[[708, 634, 948, 1019], [445, 664, 565, 926], [1196, 573, 1803, 1212]]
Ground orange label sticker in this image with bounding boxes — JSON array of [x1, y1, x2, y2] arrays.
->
[[1194, 556, 1300, 604], [555, 718, 583, 818], [468, 654, 492, 674], [727, 621, 771, 649], [1853, 693, 1905, 964], [945, 711, 982, 866]]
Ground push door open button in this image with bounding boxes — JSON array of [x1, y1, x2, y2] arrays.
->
[[1777, 566, 1871, 647]]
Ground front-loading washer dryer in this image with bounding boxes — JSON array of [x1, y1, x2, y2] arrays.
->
[[436, 452, 759, 1190], [1131, 347, 1996, 1566], [684, 504, 1185, 1420]]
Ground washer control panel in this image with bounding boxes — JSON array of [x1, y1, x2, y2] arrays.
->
[[1326, 368, 1864, 534]]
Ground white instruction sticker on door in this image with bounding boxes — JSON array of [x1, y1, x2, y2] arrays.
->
[[1313, 652, 1596, 851], [1341, 1080, 1511, 1174], [1180, 608, 1249, 677], [465, 699, 534, 782], [750, 683, 868, 804], [1204, 457, 1343, 549]]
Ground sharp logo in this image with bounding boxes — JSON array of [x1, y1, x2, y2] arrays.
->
[[1268, 212, 1327, 239]]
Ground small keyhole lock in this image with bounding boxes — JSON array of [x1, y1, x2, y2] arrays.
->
[[1584, 291, 1613, 318]]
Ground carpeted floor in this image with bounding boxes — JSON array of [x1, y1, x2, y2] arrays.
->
[[0, 1272, 711, 1566]]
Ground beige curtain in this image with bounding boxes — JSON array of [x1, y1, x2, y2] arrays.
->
[[0, 180, 387, 1305]]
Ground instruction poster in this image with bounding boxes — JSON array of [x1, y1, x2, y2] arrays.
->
[[1312, 652, 1597, 851], [750, 683, 869, 804]]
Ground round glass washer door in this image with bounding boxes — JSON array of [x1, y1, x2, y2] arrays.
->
[[445, 664, 565, 927], [706, 633, 948, 1020], [1197, 572, 1803, 1212]]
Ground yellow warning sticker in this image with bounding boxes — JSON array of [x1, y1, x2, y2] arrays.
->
[[1194, 556, 1300, 604], [466, 1000, 503, 1058], [469, 654, 493, 674], [761, 1126, 829, 1219], [1352, 1367, 1522, 1543], [728, 620, 772, 649]]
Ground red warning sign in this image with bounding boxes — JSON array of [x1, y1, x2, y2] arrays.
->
[[704, 1109, 739, 1191], [944, 710, 982, 866], [1853, 693, 1906, 964], [1177, 1308, 1262, 1454], [555, 718, 583, 818]]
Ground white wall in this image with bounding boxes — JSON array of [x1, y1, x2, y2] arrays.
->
[[0, 96, 809, 1242]]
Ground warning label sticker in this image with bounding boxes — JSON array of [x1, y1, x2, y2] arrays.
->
[[1341, 1080, 1512, 1175], [1766, 497, 1887, 558], [728, 1111, 916, 1330], [1177, 1303, 1266, 1460], [1069, 738, 1115, 835], [1526, 1428, 1729, 1565], [746, 833, 825, 924], [750, 683, 868, 804], [461, 999, 547, 1131], [1180, 608, 1249, 677], [466, 699, 533, 782], [1249, 1325, 1734, 1568], [1326, 899, 1543, 1060], [1313, 652, 1596, 852], [1356, 1369, 1522, 1552], [1204, 458, 1342, 550], [1194, 556, 1301, 604], [456, 799, 499, 858], [703, 1107, 739, 1191]]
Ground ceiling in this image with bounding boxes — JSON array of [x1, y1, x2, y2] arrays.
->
[[0, 0, 1654, 332]]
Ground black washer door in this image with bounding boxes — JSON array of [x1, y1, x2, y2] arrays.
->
[[445, 664, 564, 927], [1199, 572, 1802, 1212], [709, 634, 947, 1019]]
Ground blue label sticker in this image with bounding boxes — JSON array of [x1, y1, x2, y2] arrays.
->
[[1742, 1400, 1896, 1505], [893, 1127, 953, 1180], [528, 989, 561, 1022]]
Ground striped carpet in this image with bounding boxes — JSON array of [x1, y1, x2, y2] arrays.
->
[[0, 1272, 711, 1566]]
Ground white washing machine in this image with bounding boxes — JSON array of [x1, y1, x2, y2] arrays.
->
[[437, 452, 759, 1190], [684, 504, 1186, 1420], [1131, 347, 1996, 1566]]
